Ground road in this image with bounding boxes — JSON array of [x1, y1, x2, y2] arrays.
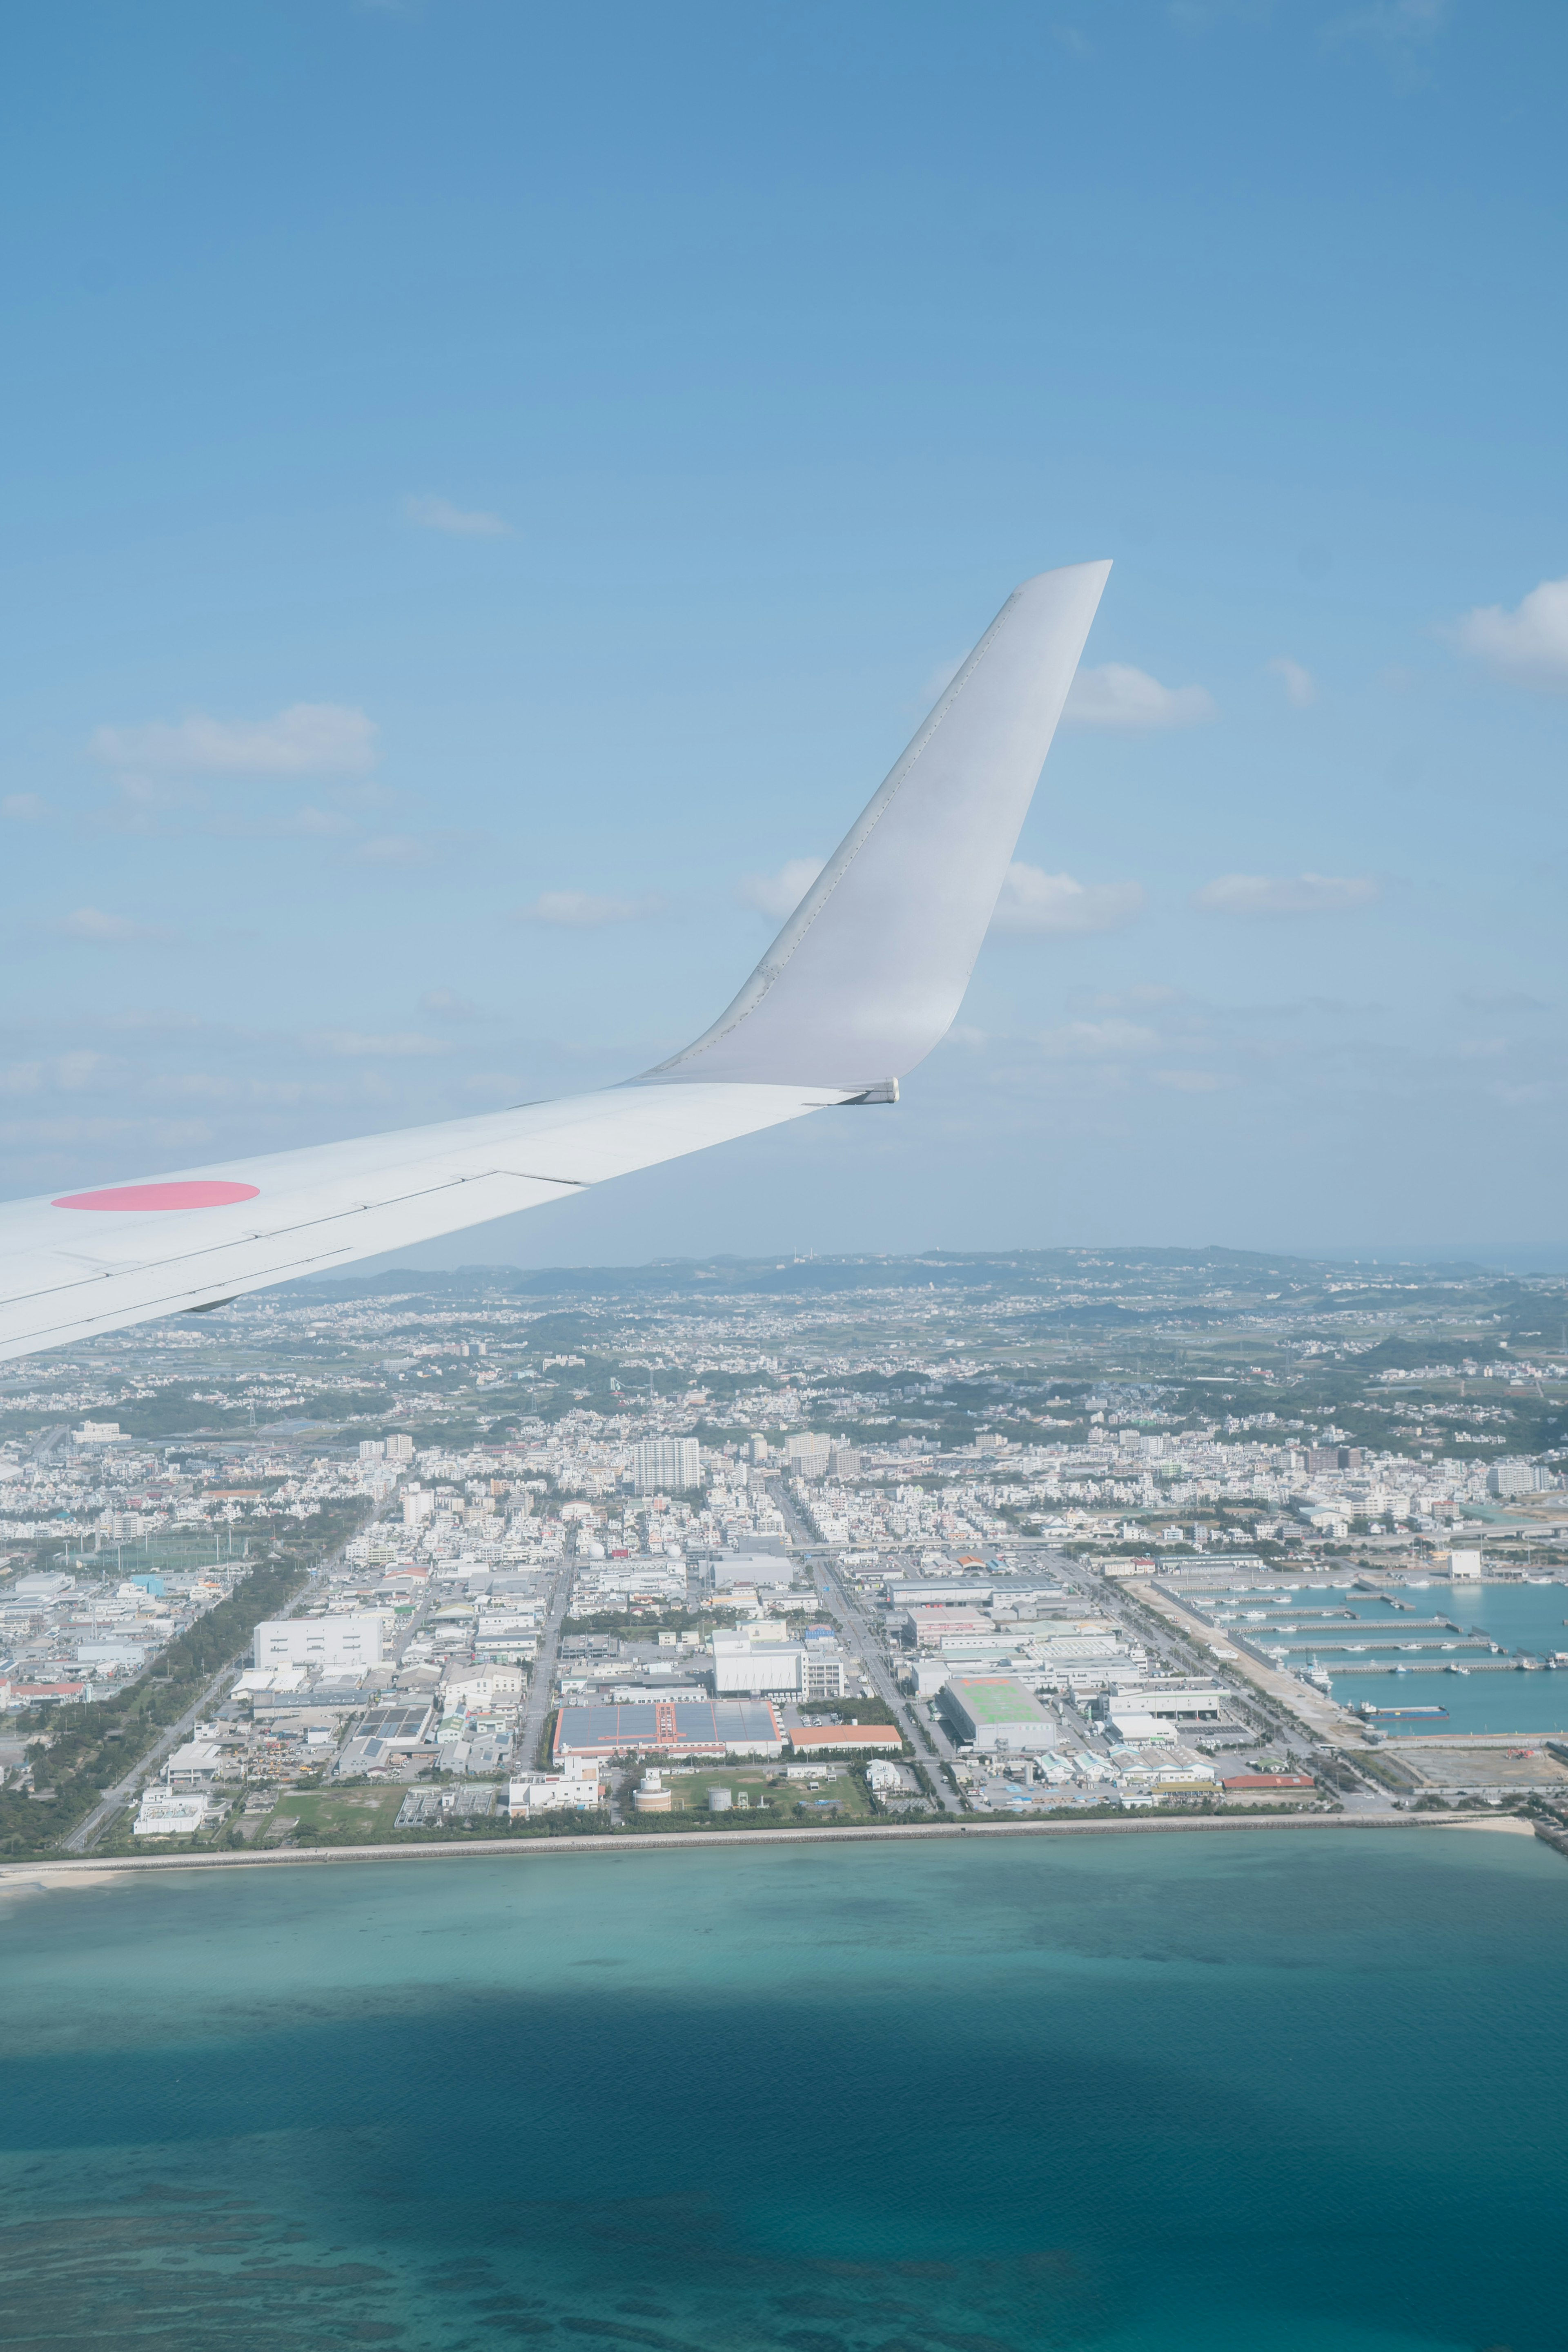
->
[[66, 1524, 355, 1853], [65, 1645, 258, 1852], [516, 1557, 574, 1772], [770, 1481, 962, 1813]]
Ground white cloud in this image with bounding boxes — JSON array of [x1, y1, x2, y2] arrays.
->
[[1267, 656, 1318, 708], [1064, 662, 1216, 730], [1451, 577, 1568, 691], [2, 792, 51, 821], [54, 906, 177, 945], [1080, 983, 1180, 1012], [735, 858, 826, 922], [1038, 1018, 1160, 1058], [1332, 0, 1448, 41], [354, 833, 429, 866], [512, 889, 663, 927], [404, 493, 512, 538], [286, 805, 355, 837], [1193, 872, 1380, 916], [0, 1051, 118, 1097], [421, 988, 481, 1022], [302, 1030, 446, 1058], [91, 702, 378, 778], [991, 864, 1145, 936]]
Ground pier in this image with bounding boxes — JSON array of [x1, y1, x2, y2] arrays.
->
[[1328, 1656, 1546, 1676]]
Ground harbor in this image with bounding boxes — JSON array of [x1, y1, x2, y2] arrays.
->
[[1187, 1576, 1568, 1737]]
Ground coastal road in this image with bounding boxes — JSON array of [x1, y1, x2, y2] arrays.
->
[[67, 1523, 356, 1854], [66, 1646, 256, 1852], [517, 1558, 573, 1772]]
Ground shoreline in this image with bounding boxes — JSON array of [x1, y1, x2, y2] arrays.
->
[[0, 1807, 1538, 1891]]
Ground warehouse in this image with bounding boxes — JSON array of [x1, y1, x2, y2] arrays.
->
[[711, 1632, 806, 1695], [253, 1613, 384, 1675], [789, 1723, 901, 1752], [1096, 1683, 1227, 1726], [939, 1674, 1059, 1755], [554, 1695, 784, 1762]]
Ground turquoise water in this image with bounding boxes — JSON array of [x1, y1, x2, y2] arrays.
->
[[1214, 1580, 1568, 1732], [2, 1831, 1566, 2350]]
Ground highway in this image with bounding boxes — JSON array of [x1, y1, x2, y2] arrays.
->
[[516, 1557, 573, 1771], [770, 1481, 962, 1813]]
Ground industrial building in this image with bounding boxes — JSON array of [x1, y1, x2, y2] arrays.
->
[[711, 1632, 806, 1694], [939, 1673, 1059, 1754], [554, 1695, 784, 1762], [904, 1606, 993, 1648], [253, 1613, 384, 1675], [336, 1702, 435, 1775], [802, 1648, 847, 1699], [788, 1722, 901, 1752], [1093, 1683, 1226, 1726], [133, 1788, 210, 1836], [706, 1551, 799, 1596], [510, 1757, 602, 1815]]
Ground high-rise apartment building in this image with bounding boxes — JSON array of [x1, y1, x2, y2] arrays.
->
[[633, 1437, 701, 1493]]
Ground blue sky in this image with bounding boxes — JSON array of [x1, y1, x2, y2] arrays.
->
[[3, 0, 1566, 1264]]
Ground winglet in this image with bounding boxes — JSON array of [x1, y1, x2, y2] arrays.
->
[[642, 560, 1111, 1093]]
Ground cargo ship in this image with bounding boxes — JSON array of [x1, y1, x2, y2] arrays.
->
[[1356, 1702, 1449, 1719]]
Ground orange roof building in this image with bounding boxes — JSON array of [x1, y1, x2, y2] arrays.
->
[[789, 1723, 902, 1750]]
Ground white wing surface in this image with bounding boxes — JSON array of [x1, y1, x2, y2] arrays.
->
[[0, 561, 1108, 1363]]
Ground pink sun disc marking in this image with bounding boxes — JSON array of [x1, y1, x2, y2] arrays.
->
[[52, 1181, 261, 1213]]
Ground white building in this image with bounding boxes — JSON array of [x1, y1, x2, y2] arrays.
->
[[165, 1739, 225, 1789], [785, 1432, 830, 1477], [1489, 1460, 1554, 1497], [711, 1632, 806, 1695], [803, 1649, 847, 1699], [252, 1614, 384, 1675], [509, 1756, 601, 1815], [633, 1438, 701, 1493], [134, 1788, 211, 1836]]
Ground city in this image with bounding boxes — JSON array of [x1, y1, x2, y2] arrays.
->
[[7, 1246, 1567, 1861]]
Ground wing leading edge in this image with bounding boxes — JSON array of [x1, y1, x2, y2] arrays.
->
[[0, 561, 1108, 1363]]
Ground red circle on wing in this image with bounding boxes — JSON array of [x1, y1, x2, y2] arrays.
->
[[52, 1182, 261, 1212]]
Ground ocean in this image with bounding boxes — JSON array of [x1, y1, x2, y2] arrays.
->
[[2, 1828, 1564, 2351]]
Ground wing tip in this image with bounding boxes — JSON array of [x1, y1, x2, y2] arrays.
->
[[1011, 556, 1114, 598]]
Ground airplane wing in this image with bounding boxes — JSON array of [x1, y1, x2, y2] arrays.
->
[[0, 560, 1109, 1363]]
